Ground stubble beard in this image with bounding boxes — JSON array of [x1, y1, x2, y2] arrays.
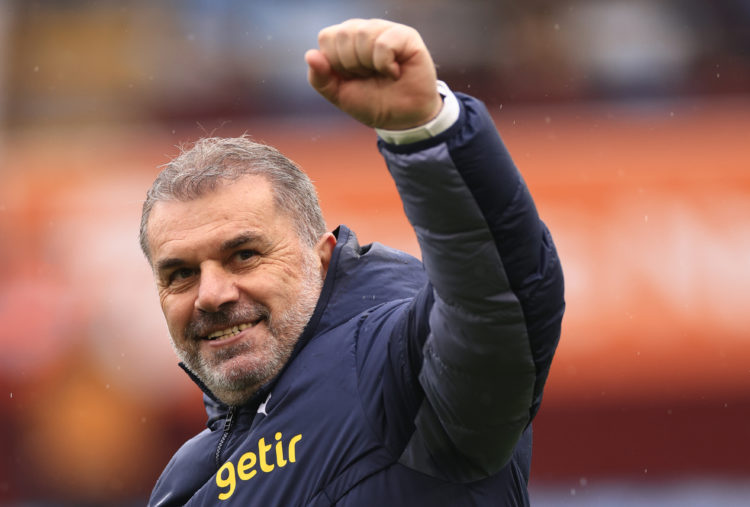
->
[[172, 253, 324, 406]]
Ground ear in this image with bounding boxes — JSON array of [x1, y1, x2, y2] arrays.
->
[[314, 232, 337, 277]]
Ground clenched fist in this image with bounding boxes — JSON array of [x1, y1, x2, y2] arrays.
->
[[305, 19, 443, 130]]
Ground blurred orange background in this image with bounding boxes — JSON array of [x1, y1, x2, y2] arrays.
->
[[0, 1, 748, 505]]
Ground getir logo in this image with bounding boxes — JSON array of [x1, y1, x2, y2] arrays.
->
[[216, 432, 302, 500]]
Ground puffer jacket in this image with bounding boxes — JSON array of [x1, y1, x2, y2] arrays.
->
[[149, 91, 565, 506]]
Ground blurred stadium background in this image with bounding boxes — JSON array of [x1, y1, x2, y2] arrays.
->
[[0, 0, 748, 505]]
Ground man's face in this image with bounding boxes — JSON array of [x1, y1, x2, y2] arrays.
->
[[147, 175, 332, 405]]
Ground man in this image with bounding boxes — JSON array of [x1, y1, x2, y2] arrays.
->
[[143, 18, 564, 506]]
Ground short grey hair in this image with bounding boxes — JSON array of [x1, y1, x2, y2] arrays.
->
[[139, 135, 327, 263]]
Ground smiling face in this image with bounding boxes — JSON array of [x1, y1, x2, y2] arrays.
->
[[147, 175, 334, 405]]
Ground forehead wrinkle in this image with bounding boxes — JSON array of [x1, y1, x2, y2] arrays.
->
[[154, 229, 263, 274], [148, 177, 281, 269]]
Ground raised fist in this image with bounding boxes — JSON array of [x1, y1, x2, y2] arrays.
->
[[305, 18, 443, 130]]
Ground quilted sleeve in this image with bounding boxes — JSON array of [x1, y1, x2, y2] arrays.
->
[[378, 91, 565, 481]]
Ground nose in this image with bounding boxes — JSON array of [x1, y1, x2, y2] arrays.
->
[[195, 262, 239, 313]]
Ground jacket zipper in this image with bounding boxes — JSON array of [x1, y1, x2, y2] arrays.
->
[[215, 406, 237, 469]]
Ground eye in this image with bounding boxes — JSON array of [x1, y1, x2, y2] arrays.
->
[[168, 267, 196, 284], [235, 249, 257, 262]]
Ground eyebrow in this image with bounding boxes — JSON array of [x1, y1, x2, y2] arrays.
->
[[154, 231, 262, 274], [155, 257, 185, 274], [220, 232, 261, 252]]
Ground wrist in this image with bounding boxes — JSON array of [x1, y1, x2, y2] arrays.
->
[[376, 81, 460, 145]]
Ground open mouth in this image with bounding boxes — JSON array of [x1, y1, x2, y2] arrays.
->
[[203, 319, 263, 341]]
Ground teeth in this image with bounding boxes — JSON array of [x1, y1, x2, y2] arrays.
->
[[207, 323, 251, 340]]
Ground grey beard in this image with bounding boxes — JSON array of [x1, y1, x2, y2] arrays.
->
[[172, 252, 323, 405]]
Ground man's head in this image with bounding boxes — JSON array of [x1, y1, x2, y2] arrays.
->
[[141, 137, 335, 405], [140, 136, 327, 262]]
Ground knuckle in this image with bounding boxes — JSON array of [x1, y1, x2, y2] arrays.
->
[[372, 37, 390, 52], [354, 26, 369, 40], [318, 24, 340, 43], [334, 29, 349, 44], [317, 31, 330, 45]]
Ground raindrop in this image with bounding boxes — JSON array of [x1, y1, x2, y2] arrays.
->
[[9, 392, 12, 399]]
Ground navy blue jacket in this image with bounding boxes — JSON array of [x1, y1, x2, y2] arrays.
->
[[149, 92, 564, 506]]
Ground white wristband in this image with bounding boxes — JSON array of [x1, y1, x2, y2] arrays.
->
[[375, 81, 460, 145]]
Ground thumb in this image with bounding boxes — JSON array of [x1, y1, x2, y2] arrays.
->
[[305, 49, 337, 98]]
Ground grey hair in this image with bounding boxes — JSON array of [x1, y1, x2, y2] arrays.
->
[[139, 135, 327, 263]]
